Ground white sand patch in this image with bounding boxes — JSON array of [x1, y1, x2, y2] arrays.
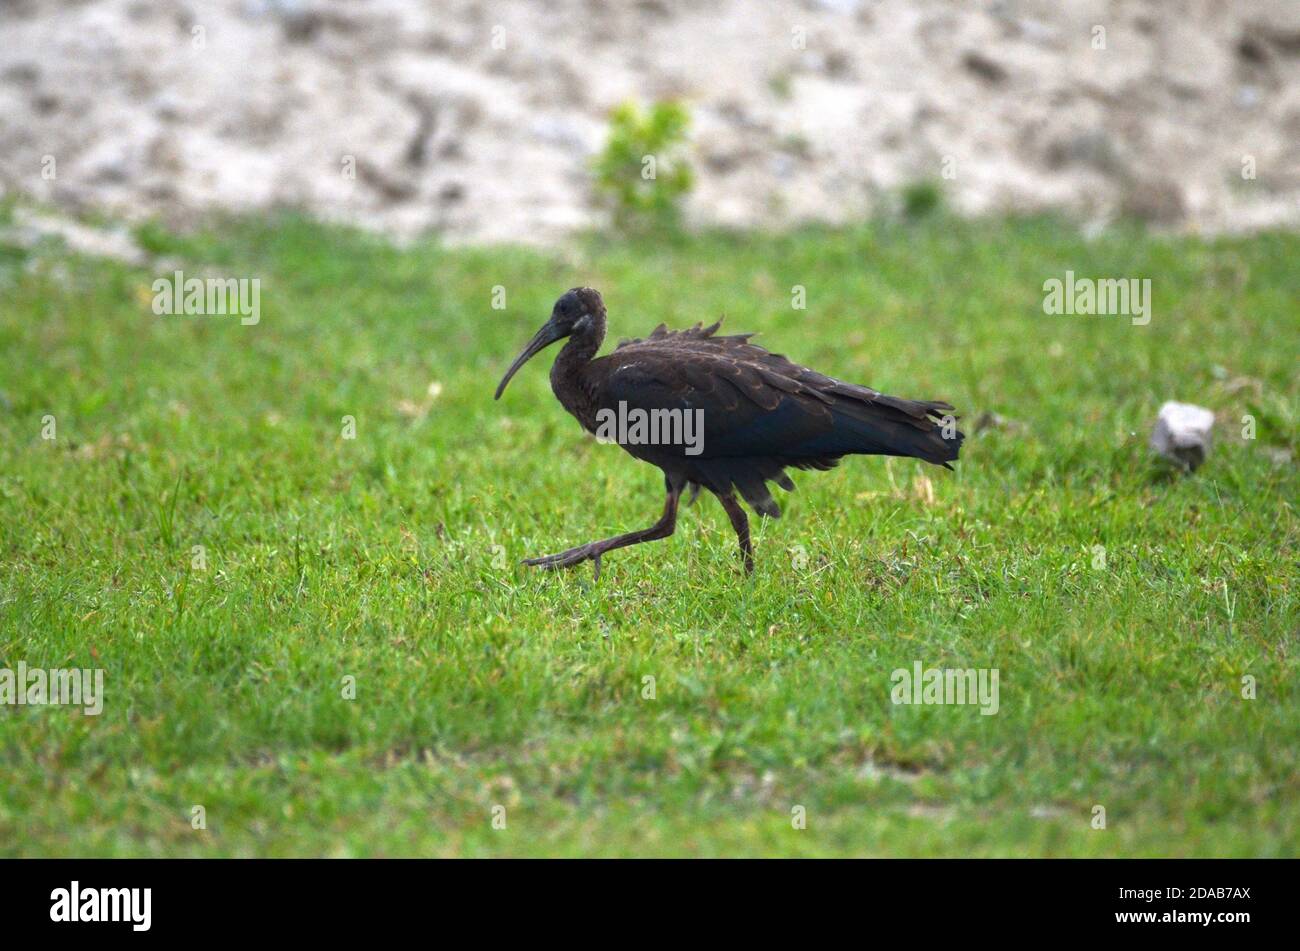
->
[[1, 0, 1296, 245]]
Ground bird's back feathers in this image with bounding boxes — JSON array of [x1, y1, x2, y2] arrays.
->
[[588, 319, 962, 517]]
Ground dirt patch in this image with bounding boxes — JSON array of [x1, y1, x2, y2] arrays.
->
[[1, 0, 1296, 245]]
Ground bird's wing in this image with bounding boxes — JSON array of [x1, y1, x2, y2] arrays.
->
[[596, 339, 836, 456], [604, 320, 954, 450], [595, 321, 962, 516]]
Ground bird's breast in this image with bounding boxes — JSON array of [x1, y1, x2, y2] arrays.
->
[[550, 374, 601, 434]]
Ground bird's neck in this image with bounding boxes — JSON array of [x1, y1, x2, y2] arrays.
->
[[550, 312, 606, 424], [552, 314, 605, 377]]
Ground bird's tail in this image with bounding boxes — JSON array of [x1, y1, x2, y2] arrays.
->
[[692, 395, 963, 519], [794, 395, 963, 468], [847, 395, 963, 467]]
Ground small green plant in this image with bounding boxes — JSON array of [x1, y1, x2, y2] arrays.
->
[[767, 71, 794, 101], [901, 179, 944, 219], [592, 100, 694, 231]]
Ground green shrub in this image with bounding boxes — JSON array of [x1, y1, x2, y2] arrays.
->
[[592, 100, 694, 231], [901, 179, 944, 219]]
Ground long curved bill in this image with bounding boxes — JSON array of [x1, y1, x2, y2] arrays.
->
[[494, 321, 563, 400]]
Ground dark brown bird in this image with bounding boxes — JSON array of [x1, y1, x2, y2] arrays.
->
[[495, 287, 963, 577]]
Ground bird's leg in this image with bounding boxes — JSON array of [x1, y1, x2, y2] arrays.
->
[[523, 485, 681, 580], [716, 492, 754, 574]]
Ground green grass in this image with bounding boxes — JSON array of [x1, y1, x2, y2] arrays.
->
[[0, 210, 1296, 857]]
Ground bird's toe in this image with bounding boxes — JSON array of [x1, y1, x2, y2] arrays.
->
[[522, 543, 599, 570]]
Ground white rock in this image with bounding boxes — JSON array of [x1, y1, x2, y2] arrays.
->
[[1150, 401, 1215, 470]]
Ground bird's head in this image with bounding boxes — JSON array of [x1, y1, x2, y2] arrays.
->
[[494, 287, 605, 399]]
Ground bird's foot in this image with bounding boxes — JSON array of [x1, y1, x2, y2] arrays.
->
[[522, 543, 605, 580]]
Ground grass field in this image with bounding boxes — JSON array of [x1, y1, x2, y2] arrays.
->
[[0, 206, 1296, 857]]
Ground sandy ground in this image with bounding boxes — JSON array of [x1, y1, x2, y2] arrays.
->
[[1, 0, 1297, 246]]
